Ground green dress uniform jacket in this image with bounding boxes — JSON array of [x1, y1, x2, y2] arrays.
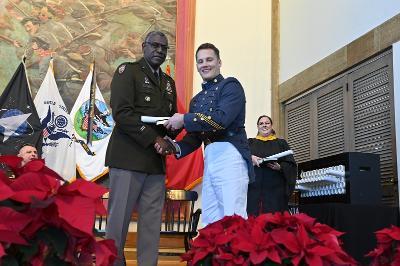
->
[[105, 58, 178, 174]]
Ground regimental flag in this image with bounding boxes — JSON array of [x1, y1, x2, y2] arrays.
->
[[0, 62, 42, 155], [34, 59, 76, 181], [166, 99, 204, 190], [70, 64, 114, 181]]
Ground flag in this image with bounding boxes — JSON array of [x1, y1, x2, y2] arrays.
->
[[166, 99, 204, 190], [70, 64, 114, 181], [0, 62, 42, 155], [34, 59, 76, 181]]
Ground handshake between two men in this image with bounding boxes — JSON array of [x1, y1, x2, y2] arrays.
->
[[154, 113, 185, 156]]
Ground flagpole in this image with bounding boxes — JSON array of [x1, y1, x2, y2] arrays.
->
[[21, 55, 33, 96], [86, 61, 96, 145]]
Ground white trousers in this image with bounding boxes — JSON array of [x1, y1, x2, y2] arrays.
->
[[202, 142, 249, 226]]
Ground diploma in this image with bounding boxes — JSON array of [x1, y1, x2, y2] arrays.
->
[[260, 150, 294, 163], [141, 116, 170, 125]]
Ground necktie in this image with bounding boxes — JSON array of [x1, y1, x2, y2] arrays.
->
[[154, 71, 160, 84]]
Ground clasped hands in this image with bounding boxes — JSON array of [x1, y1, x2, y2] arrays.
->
[[154, 113, 184, 155]]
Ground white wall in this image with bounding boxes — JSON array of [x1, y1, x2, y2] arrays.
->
[[194, 0, 271, 138], [280, 0, 400, 83]]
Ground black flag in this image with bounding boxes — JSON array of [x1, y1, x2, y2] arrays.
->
[[0, 62, 42, 155]]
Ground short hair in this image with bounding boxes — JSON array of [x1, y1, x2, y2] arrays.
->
[[196, 43, 220, 60], [21, 17, 40, 26], [143, 31, 168, 43], [18, 143, 36, 152]]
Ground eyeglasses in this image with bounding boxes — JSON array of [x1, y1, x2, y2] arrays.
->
[[145, 41, 169, 51]]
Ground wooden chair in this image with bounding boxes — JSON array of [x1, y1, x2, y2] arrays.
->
[[161, 189, 201, 252]]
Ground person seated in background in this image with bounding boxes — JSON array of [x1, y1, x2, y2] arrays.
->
[[247, 115, 297, 216], [17, 143, 39, 167], [0, 143, 39, 178]]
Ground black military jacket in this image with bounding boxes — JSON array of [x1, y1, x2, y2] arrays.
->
[[105, 58, 178, 174]]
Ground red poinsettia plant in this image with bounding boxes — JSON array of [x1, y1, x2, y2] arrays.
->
[[366, 225, 400, 266], [0, 155, 117, 265], [181, 212, 357, 266]]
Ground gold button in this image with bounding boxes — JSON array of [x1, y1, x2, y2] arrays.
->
[[205, 91, 207, 94], [193, 118, 197, 122], [208, 116, 211, 119], [209, 108, 213, 111], [200, 117, 204, 120], [201, 131, 205, 134]]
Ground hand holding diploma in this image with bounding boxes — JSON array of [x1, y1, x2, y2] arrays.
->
[[164, 113, 184, 131], [141, 116, 170, 125]]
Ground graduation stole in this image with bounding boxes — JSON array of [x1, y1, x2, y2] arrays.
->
[[255, 134, 277, 141]]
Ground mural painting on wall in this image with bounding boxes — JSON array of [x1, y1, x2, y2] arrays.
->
[[0, 0, 176, 111]]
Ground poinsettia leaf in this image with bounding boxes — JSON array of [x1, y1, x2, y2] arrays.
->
[[9, 173, 60, 203], [36, 227, 68, 257], [94, 198, 107, 216], [250, 250, 269, 264], [233, 239, 254, 252], [216, 252, 234, 260], [58, 179, 107, 199], [325, 252, 357, 265], [95, 239, 118, 266], [270, 228, 300, 253], [0, 207, 32, 232], [215, 233, 234, 245], [305, 253, 323, 266], [291, 252, 304, 266], [0, 179, 14, 201], [192, 238, 211, 248], [192, 250, 211, 265], [55, 195, 96, 235], [308, 245, 335, 256], [0, 226, 28, 245], [0, 155, 22, 173], [384, 225, 400, 241]]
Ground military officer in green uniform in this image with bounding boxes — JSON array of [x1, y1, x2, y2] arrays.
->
[[105, 31, 178, 266]]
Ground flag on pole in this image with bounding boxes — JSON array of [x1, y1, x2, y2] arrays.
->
[[70, 64, 114, 181], [34, 59, 76, 181], [166, 99, 204, 190], [0, 62, 42, 155]]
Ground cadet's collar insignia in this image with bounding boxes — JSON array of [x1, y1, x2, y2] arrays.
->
[[144, 76, 150, 84], [213, 78, 218, 83], [145, 96, 151, 102], [165, 81, 173, 95], [169, 103, 173, 111], [118, 64, 126, 74]]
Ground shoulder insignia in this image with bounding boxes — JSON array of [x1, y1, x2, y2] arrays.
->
[[118, 64, 126, 74]]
